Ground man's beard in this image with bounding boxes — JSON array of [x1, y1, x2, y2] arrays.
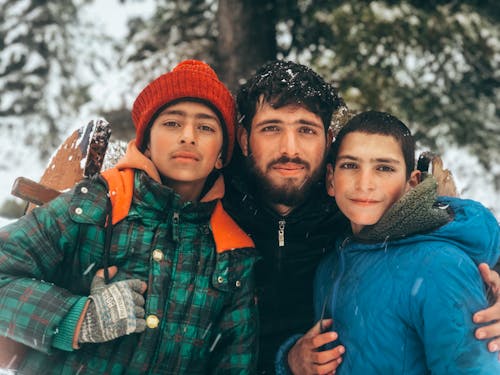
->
[[245, 153, 326, 207]]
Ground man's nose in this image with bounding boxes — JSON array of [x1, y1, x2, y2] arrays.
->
[[279, 130, 298, 155]]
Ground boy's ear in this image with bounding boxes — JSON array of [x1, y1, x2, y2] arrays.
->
[[408, 170, 421, 188], [144, 145, 151, 158], [326, 163, 335, 197], [214, 153, 223, 170], [237, 126, 249, 156]]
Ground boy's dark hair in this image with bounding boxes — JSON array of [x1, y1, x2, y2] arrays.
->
[[237, 60, 345, 132], [329, 111, 416, 179]]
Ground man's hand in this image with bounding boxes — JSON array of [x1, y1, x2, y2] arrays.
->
[[79, 266, 147, 344], [288, 319, 345, 375], [474, 263, 500, 357]]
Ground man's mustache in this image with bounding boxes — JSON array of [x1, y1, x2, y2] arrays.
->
[[267, 156, 310, 170]]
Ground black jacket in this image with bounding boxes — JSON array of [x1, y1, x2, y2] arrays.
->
[[223, 167, 348, 374]]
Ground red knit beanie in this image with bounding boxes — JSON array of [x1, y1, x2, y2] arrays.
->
[[132, 60, 235, 165]]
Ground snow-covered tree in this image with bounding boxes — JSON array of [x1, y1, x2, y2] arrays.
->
[[0, 0, 94, 157]]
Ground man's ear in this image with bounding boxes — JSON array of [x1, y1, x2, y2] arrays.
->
[[237, 126, 249, 156], [326, 163, 335, 197], [327, 127, 334, 146]]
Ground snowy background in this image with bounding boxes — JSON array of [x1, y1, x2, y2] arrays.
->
[[0, 0, 498, 228]]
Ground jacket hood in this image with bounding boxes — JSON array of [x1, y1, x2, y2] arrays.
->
[[427, 196, 500, 267], [114, 140, 225, 201], [101, 140, 225, 225], [357, 175, 451, 242], [355, 176, 500, 267]]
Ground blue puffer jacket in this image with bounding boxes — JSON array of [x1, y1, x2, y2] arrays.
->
[[276, 177, 500, 374]]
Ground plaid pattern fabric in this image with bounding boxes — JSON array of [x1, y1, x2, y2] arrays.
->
[[0, 172, 258, 374]]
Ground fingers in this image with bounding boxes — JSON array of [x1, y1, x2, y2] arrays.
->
[[313, 344, 345, 365], [474, 300, 500, 325], [135, 318, 146, 333], [134, 305, 145, 319], [127, 279, 148, 294], [314, 355, 343, 375], [95, 266, 118, 280], [91, 266, 119, 291], [475, 317, 500, 340], [311, 331, 339, 350], [130, 290, 146, 307], [307, 319, 333, 337]]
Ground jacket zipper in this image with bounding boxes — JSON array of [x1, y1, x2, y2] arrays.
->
[[278, 219, 286, 247]]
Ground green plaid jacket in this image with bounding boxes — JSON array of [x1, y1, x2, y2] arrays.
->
[[0, 171, 259, 374]]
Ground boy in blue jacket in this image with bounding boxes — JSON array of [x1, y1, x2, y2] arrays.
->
[[276, 110, 500, 374]]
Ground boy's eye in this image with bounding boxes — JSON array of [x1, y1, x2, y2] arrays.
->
[[163, 121, 180, 128], [339, 162, 357, 169], [377, 165, 395, 172], [198, 124, 216, 133]]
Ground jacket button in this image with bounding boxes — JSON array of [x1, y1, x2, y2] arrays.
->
[[152, 249, 164, 262], [235, 280, 241, 288], [75, 207, 83, 215], [217, 276, 224, 284], [146, 315, 160, 329], [80, 187, 88, 194]]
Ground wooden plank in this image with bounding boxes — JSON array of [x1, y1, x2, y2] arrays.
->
[[11, 177, 61, 206]]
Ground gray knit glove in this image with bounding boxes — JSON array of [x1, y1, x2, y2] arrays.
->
[[78, 273, 147, 344]]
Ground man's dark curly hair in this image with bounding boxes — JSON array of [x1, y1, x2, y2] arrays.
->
[[237, 60, 345, 132]]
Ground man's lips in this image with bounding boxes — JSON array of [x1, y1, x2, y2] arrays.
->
[[271, 163, 306, 175]]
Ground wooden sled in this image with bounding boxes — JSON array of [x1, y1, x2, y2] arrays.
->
[[0, 119, 112, 370]]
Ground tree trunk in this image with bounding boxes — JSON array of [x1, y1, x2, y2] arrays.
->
[[216, 0, 277, 91]]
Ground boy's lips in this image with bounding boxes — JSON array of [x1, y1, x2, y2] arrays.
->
[[171, 151, 200, 161], [350, 198, 380, 205]]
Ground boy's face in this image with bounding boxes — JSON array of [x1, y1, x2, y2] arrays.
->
[[326, 131, 419, 234], [238, 101, 328, 208], [145, 101, 223, 197]]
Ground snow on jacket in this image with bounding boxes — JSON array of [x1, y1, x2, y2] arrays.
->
[[277, 176, 500, 374], [0, 141, 259, 374], [223, 164, 348, 373]]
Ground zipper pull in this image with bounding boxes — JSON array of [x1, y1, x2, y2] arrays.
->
[[278, 219, 286, 247]]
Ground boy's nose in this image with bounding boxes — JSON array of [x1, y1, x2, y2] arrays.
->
[[355, 170, 375, 191], [179, 124, 196, 145]]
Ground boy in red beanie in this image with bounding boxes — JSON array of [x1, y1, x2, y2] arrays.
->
[[0, 60, 259, 374]]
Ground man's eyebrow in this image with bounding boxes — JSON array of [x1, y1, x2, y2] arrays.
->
[[296, 119, 323, 128], [253, 118, 282, 128], [254, 118, 323, 128]]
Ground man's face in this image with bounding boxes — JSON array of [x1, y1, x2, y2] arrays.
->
[[239, 101, 328, 207]]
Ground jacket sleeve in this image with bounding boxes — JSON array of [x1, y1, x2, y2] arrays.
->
[[410, 247, 500, 374], [208, 249, 259, 374], [0, 191, 88, 354]]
